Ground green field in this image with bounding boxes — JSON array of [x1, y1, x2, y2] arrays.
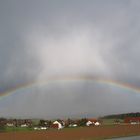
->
[[4, 126, 33, 132], [101, 119, 123, 125]]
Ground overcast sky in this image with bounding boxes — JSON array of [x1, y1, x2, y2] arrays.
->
[[0, 0, 140, 119]]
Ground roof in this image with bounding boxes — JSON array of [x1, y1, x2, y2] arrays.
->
[[125, 117, 140, 121], [87, 119, 98, 123]]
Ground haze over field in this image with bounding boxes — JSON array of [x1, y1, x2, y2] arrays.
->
[[0, 0, 140, 118]]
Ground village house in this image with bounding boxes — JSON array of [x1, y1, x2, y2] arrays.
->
[[33, 124, 43, 131], [6, 120, 15, 127], [6, 123, 14, 127], [95, 121, 100, 126], [86, 119, 100, 126], [124, 117, 140, 124], [34, 126, 48, 130], [6, 119, 32, 127], [40, 126, 47, 130], [51, 120, 65, 129], [21, 124, 28, 127]]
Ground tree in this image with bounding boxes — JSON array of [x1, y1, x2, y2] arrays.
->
[[39, 120, 46, 127], [77, 118, 87, 126], [0, 118, 6, 132], [66, 118, 74, 127]]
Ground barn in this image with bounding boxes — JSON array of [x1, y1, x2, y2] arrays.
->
[[51, 121, 64, 129], [124, 117, 140, 124], [86, 119, 99, 126]]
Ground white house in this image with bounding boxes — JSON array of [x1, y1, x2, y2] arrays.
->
[[52, 121, 63, 130], [86, 119, 100, 126], [86, 120, 94, 126], [34, 127, 41, 130], [7, 123, 14, 127], [40, 126, 47, 130], [95, 122, 100, 126], [21, 124, 28, 127]]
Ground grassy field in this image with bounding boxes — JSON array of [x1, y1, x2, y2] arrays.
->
[[5, 126, 33, 132], [101, 119, 123, 125]]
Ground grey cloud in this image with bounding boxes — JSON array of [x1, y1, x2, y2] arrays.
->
[[0, 0, 140, 118]]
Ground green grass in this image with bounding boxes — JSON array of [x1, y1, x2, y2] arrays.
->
[[101, 119, 123, 125], [5, 126, 33, 132]]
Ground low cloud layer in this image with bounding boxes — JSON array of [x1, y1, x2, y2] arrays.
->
[[0, 0, 140, 118]]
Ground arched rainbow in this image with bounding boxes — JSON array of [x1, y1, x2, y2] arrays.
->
[[0, 76, 140, 100]]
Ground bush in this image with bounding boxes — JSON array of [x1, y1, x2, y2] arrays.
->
[[0, 125, 6, 132]]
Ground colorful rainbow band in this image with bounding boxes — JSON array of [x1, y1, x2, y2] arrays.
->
[[0, 76, 140, 100]]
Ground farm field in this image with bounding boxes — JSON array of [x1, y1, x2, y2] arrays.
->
[[0, 125, 140, 140]]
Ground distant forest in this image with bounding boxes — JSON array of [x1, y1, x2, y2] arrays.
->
[[102, 112, 140, 119]]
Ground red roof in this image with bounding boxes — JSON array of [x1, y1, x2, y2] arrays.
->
[[87, 119, 98, 123], [124, 117, 140, 123], [51, 124, 59, 128]]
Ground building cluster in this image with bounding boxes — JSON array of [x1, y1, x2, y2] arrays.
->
[[0, 118, 101, 130], [0, 118, 32, 127], [124, 117, 140, 125], [1, 116, 140, 131]]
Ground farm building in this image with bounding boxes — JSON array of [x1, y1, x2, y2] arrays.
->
[[51, 120, 64, 129], [6, 120, 15, 127], [124, 117, 140, 124], [86, 119, 100, 126], [95, 121, 100, 126]]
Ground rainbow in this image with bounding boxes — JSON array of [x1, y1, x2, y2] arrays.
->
[[0, 76, 140, 100]]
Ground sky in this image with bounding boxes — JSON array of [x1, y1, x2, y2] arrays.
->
[[0, 0, 140, 119]]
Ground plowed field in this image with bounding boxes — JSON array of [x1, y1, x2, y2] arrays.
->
[[0, 125, 140, 140]]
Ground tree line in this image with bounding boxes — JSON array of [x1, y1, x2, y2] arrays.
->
[[102, 112, 140, 119]]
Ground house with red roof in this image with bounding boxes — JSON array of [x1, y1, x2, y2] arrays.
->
[[51, 120, 65, 129], [86, 119, 100, 126], [124, 117, 140, 124]]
